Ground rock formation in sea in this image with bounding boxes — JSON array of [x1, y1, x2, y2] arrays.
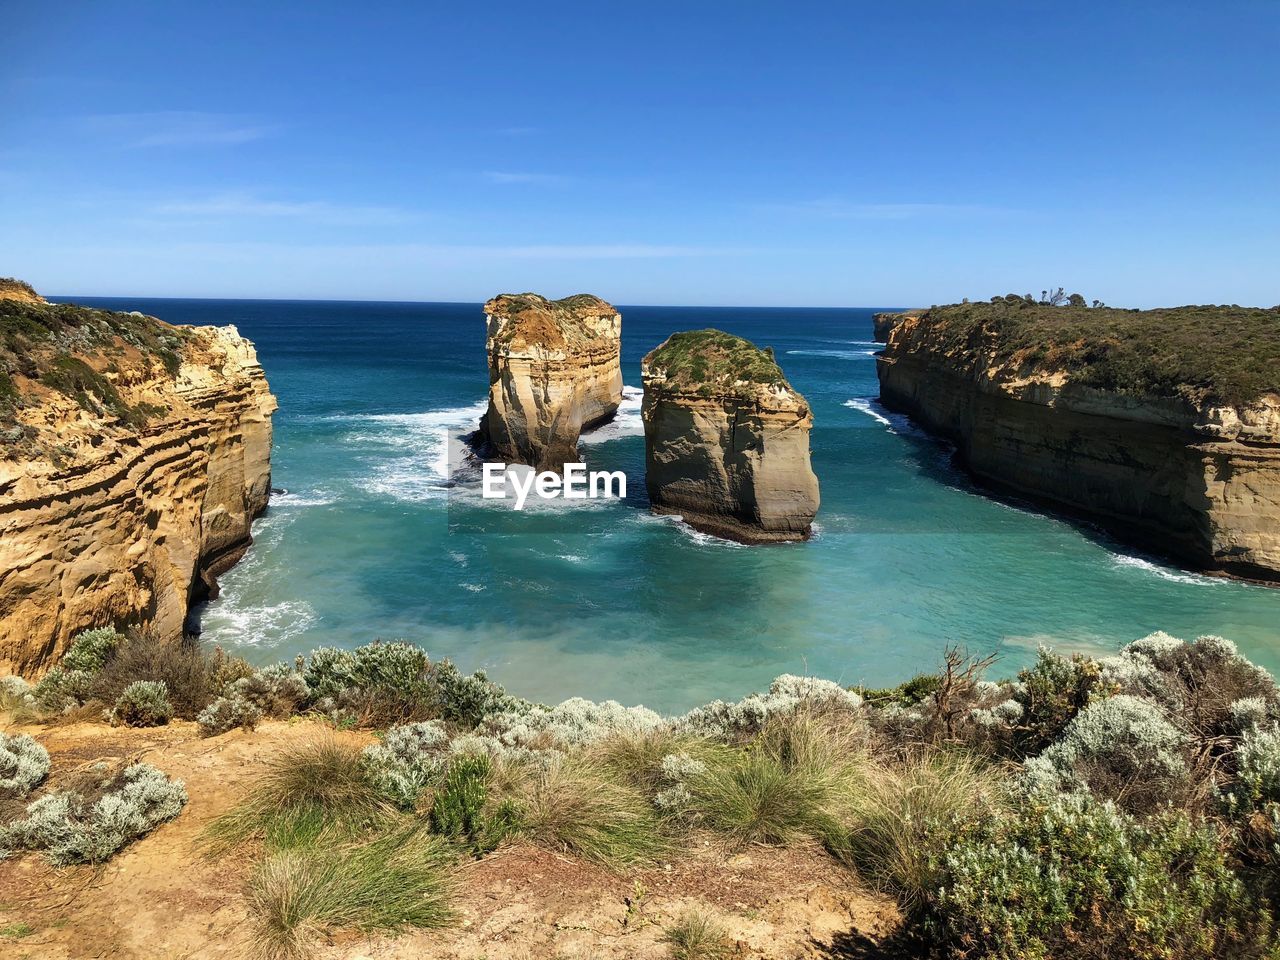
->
[[477, 293, 623, 470], [874, 299, 1280, 582], [641, 329, 819, 543], [0, 280, 277, 674]]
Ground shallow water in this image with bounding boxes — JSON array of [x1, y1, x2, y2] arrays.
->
[[72, 298, 1280, 712]]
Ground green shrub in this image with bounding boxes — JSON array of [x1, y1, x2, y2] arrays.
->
[[61, 627, 122, 673], [428, 753, 516, 854], [1009, 648, 1099, 756], [929, 793, 1271, 960], [0, 763, 186, 865], [303, 642, 443, 725], [108, 680, 173, 727], [859, 673, 942, 707], [0, 733, 50, 797], [198, 664, 309, 736], [434, 662, 509, 728], [1021, 694, 1189, 812], [249, 826, 452, 960], [31, 627, 123, 712], [361, 720, 448, 809]]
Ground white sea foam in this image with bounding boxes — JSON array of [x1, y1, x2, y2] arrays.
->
[[460, 582, 486, 592], [270, 490, 338, 508], [339, 400, 488, 503], [580, 384, 644, 445], [843, 397, 931, 440], [636, 511, 747, 548], [843, 397, 893, 426], [1111, 553, 1225, 586], [201, 599, 318, 647], [785, 348, 877, 359]]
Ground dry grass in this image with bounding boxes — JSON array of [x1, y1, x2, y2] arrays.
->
[[835, 750, 1006, 907]]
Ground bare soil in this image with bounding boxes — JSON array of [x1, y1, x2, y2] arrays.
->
[[0, 719, 900, 960]]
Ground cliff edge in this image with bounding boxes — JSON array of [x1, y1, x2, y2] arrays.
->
[[477, 293, 622, 470], [642, 329, 819, 543], [875, 298, 1280, 581], [0, 281, 277, 674]]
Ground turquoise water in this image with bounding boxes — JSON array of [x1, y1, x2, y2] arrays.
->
[[76, 298, 1280, 712]]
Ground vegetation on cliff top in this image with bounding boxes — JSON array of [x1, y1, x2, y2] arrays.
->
[[643, 329, 795, 400], [5, 628, 1279, 958], [485, 292, 618, 352], [0, 283, 193, 432], [885, 298, 1280, 406]]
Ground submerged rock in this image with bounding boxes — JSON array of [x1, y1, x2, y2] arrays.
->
[[477, 293, 622, 470], [641, 329, 819, 543]]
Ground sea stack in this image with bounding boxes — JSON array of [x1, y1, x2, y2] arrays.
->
[[0, 280, 276, 675], [641, 329, 819, 543], [477, 293, 623, 470], [875, 298, 1280, 582]]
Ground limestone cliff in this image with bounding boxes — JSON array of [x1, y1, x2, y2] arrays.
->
[[875, 300, 1280, 582], [477, 293, 622, 469], [641, 329, 819, 543], [0, 283, 277, 674]]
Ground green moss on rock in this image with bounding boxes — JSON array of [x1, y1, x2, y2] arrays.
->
[[642, 329, 792, 399]]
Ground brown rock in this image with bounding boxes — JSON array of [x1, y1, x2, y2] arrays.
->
[[0, 289, 276, 675], [876, 308, 1280, 582], [477, 293, 622, 469], [641, 329, 819, 543]]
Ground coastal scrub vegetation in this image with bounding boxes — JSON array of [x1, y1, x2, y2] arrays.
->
[[4, 630, 1280, 957], [0, 281, 192, 435], [643, 329, 794, 398], [887, 297, 1280, 406]]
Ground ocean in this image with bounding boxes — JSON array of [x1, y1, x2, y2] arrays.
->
[[68, 297, 1280, 713]]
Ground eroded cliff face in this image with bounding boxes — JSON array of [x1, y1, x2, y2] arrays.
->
[[875, 309, 1280, 582], [642, 330, 819, 544], [0, 286, 276, 674], [477, 293, 622, 470]]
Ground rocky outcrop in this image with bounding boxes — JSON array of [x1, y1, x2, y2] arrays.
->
[[477, 293, 622, 470], [876, 305, 1280, 582], [641, 329, 819, 543], [0, 286, 276, 674]]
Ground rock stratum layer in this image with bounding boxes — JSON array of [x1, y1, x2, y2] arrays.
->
[[874, 300, 1280, 581], [642, 329, 819, 543], [0, 282, 276, 674], [477, 293, 622, 469]]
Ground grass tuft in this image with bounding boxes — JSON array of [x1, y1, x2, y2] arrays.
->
[[661, 909, 733, 960], [835, 750, 1005, 908], [515, 754, 669, 867], [204, 736, 395, 852], [249, 826, 452, 960], [688, 711, 865, 846]]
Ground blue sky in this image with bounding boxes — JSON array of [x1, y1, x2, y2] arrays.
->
[[1, 1, 1277, 306]]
